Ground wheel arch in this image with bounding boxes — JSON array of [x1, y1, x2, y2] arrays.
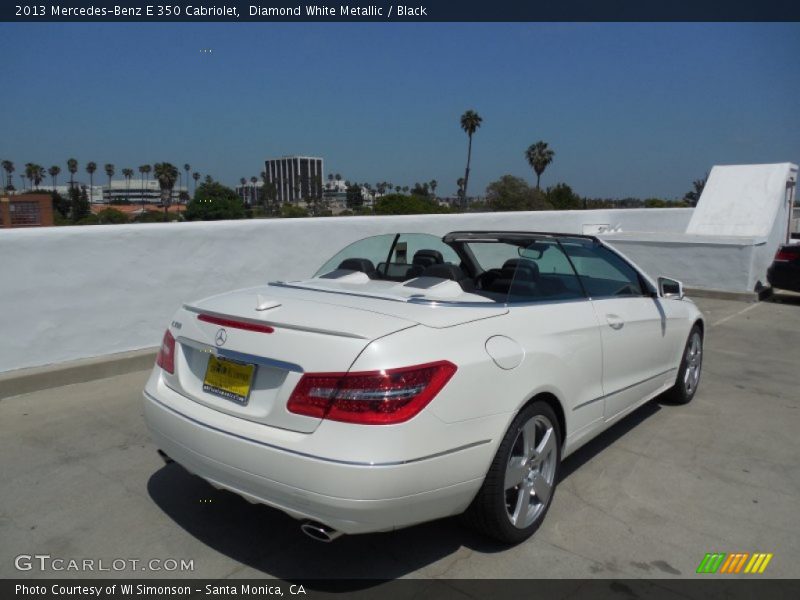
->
[[519, 391, 567, 450]]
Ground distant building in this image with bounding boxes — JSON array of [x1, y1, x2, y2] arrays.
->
[[264, 156, 324, 204], [235, 180, 264, 206], [100, 180, 187, 204], [0, 194, 53, 228]]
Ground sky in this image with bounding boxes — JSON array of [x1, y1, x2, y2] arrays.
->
[[1, 22, 799, 199]]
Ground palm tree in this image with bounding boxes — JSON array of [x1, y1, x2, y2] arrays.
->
[[429, 179, 438, 198], [122, 168, 134, 202], [394, 185, 401, 193], [192, 171, 200, 197], [104, 163, 115, 202], [33, 164, 45, 189], [48, 165, 61, 190], [250, 175, 258, 205], [67, 158, 78, 190], [183, 163, 191, 195], [525, 141, 555, 190], [153, 162, 179, 220], [85, 162, 97, 202], [138, 164, 151, 206], [459, 109, 482, 209], [2, 160, 15, 190]]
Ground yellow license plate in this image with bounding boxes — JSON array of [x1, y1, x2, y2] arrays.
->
[[203, 355, 256, 404]]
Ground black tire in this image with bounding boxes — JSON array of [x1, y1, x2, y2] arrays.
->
[[665, 324, 704, 404], [463, 400, 561, 544]]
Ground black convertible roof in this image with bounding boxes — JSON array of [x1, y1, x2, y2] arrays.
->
[[442, 230, 600, 244]]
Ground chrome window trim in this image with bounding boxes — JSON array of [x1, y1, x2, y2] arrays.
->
[[177, 335, 304, 373]]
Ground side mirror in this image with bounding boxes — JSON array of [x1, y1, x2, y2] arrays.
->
[[658, 276, 684, 299]]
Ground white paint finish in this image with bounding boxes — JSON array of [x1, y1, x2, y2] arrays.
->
[[687, 163, 797, 237], [0, 209, 691, 373]]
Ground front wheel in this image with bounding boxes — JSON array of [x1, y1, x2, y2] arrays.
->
[[665, 325, 703, 404], [463, 401, 561, 544]]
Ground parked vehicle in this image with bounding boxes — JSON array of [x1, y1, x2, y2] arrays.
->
[[143, 231, 704, 543], [767, 243, 800, 293]]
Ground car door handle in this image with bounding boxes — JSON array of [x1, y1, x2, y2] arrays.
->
[[606, 314, 625, 330]]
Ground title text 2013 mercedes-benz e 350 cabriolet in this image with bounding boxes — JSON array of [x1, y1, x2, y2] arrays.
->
[[143, 231, 704, 543]]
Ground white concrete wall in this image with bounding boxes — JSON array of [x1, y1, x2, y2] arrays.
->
[[1, 208, 695, 373]]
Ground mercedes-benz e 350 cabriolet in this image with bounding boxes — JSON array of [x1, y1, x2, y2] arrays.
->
[[143, 231, 704, 543]]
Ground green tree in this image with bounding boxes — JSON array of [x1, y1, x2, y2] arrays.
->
[[96, 207, 129, 224], [51, 190, 70, 219], [525, 141, 555, 190], [85, 162, 97, 201], [138, 164, 151, 206], [192, 171, 200, 198], [104, 163, 115, 201], [374, 193, 449, 215], [153, 162, 179, 220], [2, 160, 15, 190], [486, 175, 553, 212], [459, 109, 482, 209], [683, 174, 707, 207], [280, 203, 309, 218], [411, 182, 430, 197], [66, 158, 78, 190], [70, 185, 91, 222], [48, 165, 61, 190], [546, 183, 582, 210], [346, 184, 364, 209], [185, 180, 246, 221], [122, 168, 134, 202]]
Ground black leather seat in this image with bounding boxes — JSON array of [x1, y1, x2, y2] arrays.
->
[[407, 249, 445, 279], [338, 258, 377, 278]]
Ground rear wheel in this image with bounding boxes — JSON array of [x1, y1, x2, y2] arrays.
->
[[464, 401, 561, 544], [665, 325, 703, 404]]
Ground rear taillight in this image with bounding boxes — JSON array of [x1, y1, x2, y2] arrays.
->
[[774, 248, 796, 262], [287, 361, 457, 425], [156, 330, 176, 374]]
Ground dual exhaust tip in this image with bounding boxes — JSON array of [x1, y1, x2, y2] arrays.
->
[[300, 520, 343, 543]]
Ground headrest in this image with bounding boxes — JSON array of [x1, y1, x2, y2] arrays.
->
[[422, 263, 465, 281], [339, 258, 376, 275], [412, 249, 444, 266], [502, 258, 539, 280]]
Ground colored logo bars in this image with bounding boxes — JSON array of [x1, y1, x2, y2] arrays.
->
[[696, 552, 773, 574]]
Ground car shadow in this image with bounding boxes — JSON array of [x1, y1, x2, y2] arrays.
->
[[766, 291, 800, 306], [147, 399, 665, 587]]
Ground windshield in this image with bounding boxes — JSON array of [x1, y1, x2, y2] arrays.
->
[[314, 233, 461, 281]]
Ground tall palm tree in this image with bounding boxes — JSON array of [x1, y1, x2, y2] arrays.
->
[[67, 158, 78, 190], [85, 162, 97, 202], [429, 179, 438, 198], [2, 160, 14, 190], [250, 175, 258, 205], [153, 162, 179, 221], [459, 109, 482, 209], [183, 164, 191, 196], [32, 164, 45, 189], [138, 164, 151, 206], [192, 171, 200, 197], [122, 168, 134, 202], [525, 141, 555, 190], [48, 165, 61, 190], [104, 163, 115, 203]]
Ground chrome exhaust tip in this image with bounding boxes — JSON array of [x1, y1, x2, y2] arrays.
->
[[300, 520, 343, 542], [157, 449, 174, 464]]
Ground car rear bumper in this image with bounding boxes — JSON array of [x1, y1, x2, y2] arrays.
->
[[767, 263, 800, 292], [142, 373, 489, 534]]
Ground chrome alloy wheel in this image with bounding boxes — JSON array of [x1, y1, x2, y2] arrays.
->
[[684, 331, 703, 395], [504, 414, 558, 529]]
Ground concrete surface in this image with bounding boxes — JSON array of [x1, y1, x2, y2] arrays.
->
[[1, 295, 798, 582]]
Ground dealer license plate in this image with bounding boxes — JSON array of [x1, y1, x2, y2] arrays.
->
[[203, 355, 256, 404]]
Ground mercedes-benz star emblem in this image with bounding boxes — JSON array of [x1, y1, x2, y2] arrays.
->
[[215, 328, 227, 347]]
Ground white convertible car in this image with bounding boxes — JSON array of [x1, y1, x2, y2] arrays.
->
[[143, 231, 704, 543]]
